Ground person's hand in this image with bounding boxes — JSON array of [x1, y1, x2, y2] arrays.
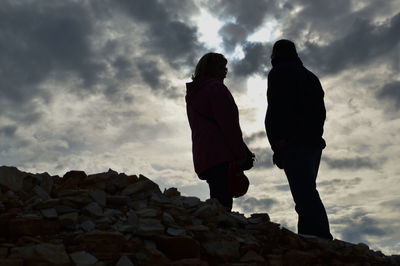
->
[[239, 150, 255, 171]]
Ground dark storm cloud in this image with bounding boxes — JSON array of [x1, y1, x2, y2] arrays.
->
[[0, 125, 18, 137], [322, 156, 378, 170], [335, 210, 390, 244], [244, 131, 267, 145], [218, 23, 248, 52], [280, 0, 400, 76], [318, 177, 362, 194], [232, 42, 271, 77], [252, 148, 274, 169], [205, 0, 283, 51], [0, 1, 103, 122], [381, 199, 400, 212], [137, 60, 163, 90], [376, 81, 400, 109], [235, 196, 278, 213], [274, 184, 290, 191], [208, 0, 280, 30], [115, 0, 204, 68], [0, 1, 104, 93], [282, 0, 353, 40], [208, 1, 400, 79], [112, 56, 136, 83], [0, 0, 208, 126], [301, 12, 400, 76], [244, 131, 274, 169]]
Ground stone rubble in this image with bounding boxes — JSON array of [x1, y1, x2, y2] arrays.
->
[[0, 165, 399, 266]]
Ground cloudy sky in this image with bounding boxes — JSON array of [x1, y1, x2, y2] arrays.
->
[[1, 0, 400, 254]]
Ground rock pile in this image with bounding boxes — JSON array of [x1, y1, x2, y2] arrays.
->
[[0, 166, 399, 266]]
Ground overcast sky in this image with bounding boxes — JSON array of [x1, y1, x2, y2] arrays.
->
[[1, 0, 400, 255]]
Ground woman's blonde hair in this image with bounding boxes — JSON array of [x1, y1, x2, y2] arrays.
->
[[192, 53, 227, 81]]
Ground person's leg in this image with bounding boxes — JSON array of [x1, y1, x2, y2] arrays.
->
[[282, 147, 332, 239], [203, 163, 233, 210]]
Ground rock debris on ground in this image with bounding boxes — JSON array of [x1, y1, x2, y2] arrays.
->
[[0, 166, 399, 266]]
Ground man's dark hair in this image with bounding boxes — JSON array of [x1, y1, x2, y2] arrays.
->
[[271, 39, 298, 60]]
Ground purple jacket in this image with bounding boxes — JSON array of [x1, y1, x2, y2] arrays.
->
[[186, 78, 247, 178]]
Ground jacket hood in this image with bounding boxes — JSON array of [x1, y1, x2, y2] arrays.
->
[[185, 78, 222, 105]]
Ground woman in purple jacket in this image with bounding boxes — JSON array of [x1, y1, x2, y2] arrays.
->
[[185, 53, 251, 210]]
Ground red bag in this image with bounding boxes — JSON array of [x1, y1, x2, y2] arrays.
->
[[228, 162, 250, 198]]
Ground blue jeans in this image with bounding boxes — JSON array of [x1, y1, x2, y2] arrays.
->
[[281, 146, 333, 239]]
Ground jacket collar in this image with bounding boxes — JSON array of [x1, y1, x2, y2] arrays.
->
[[271, 56, 303, 67]]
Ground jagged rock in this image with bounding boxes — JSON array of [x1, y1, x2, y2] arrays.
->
[[249, 212, 270, 223], [186, 224, 209, 233], [7, 218, 60, 236], [34, 172, 54, 194], [136, 207, 160, 218], [166, 227, 187, 237], [162, 211, 176, 226], [59, 212, 79, 227], [169, 258, 209, 266], [130, 198, 148, 209], [202, 239, 241, 261], [88, 189, 106, 207], [84, 202, 103, 217], [116, 255, 134, 266], [0, 246, 8, 258], [121, 174, 161, 196], [0, 166, 28, 191], [137, 218, 165, 236], [0, 258, 24, 266], [82, 169, 121, 191], [182, 196, 201, 208], [73, 231, 129, 260], [81, 220, 96, 232], [154, 235, 201, 260], [40, 208, 58, 219], [32, 198, 60, 209], [135, 240, 170, 265], [69, 251, 98, 266], [0, 166, 399, 266], [9, 243, 70, 265], [32, 185, 50, 200], [55, 205, 78, 215], [240, 250, 266, 263], [57, 170, 87, 191], [164, 187, 181, 197], [193, 204, 216, 218]]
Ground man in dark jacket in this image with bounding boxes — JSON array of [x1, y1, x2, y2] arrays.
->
[[265, 39, 333, 239]]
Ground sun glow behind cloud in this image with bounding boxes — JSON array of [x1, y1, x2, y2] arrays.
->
[[194, 8, 224, 50], [248, 19, 280, 43]]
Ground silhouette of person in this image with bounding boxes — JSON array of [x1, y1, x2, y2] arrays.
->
[[186, 53, 252, 210], [265, 40, 333, 239]]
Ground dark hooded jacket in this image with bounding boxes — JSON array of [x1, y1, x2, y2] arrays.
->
[[186, 78, 247, 177], [265, 57, 326, 152]]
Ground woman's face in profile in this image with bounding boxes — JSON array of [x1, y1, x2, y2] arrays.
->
[[216, 63, 228, 81]]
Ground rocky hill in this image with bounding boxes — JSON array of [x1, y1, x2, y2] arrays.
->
[[0, 166, 399, 266]]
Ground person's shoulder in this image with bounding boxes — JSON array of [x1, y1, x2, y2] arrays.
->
[[268, 66, 281, 78], [268, 67, 277, 76], [204, 78, 226, 89], [304, 67, 321, 81], [197, 78, 229, 97], [202, 77, 222, 87], [268, 64, 291, 80]]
